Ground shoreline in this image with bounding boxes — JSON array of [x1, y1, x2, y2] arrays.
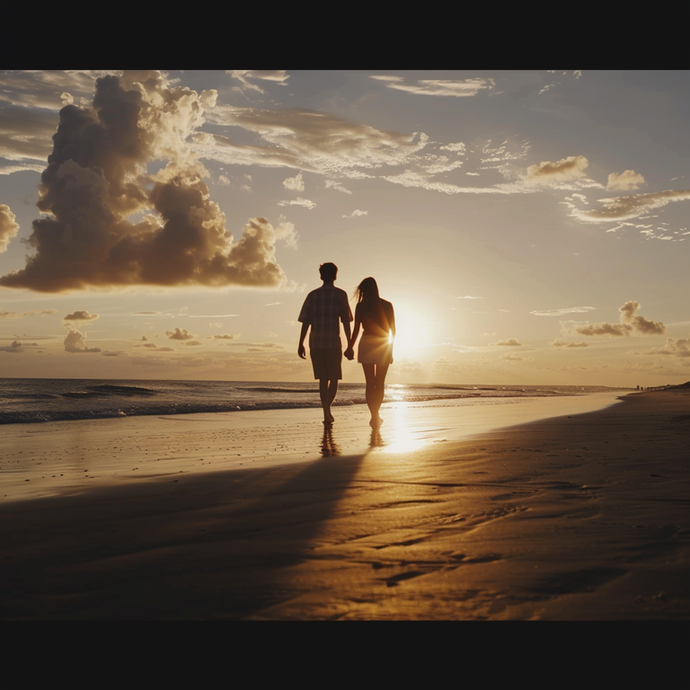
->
[[2, 387, 689, 619], [1, 390, 624, 502]]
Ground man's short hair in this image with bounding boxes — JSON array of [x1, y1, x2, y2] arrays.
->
[[319, 262, 338, 282]]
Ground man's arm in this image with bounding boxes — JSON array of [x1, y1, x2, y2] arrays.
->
[[342, 315, 353, 360], [298, 321, 309, 359], [343, 297, 356, 360]]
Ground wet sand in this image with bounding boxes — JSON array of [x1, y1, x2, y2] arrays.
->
[[2, 387, 689, 619]]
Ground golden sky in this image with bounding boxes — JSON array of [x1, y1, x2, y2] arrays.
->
[[1, 70, 688, 386]]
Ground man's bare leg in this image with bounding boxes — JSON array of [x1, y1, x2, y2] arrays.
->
[[319, 378, 338, 424]]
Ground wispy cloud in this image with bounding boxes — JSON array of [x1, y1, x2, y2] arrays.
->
[[227, 70, 289, 95], [370, 75, 495, 98], [531, 306, 595, 316], [569, 189, 690, 223], [0, 308, 56, 318], [550, 339, 588, 348], [277, 197, 315, 209], [205, 104, 430, 177]]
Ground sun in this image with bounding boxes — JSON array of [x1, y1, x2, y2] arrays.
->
[[391, 301, 436, 361]]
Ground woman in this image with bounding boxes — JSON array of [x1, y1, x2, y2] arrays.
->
[[345, 277, 395, 428]]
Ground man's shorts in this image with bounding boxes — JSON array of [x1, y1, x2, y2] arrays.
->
[[310, 348, 342, 380]]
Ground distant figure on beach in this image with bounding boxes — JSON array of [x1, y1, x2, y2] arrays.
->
[[344, 277, 395, 428], [298, 262, 353, 425]]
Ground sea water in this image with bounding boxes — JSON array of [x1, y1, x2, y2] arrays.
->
[[0, 378, 627, 426]]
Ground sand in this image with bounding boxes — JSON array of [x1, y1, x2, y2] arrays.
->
[[1, 387, 689, 620]]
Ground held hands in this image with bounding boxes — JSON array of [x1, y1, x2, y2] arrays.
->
[[344, 347, 354, 361]]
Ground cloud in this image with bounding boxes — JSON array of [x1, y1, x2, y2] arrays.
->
[[325, 180, 352, 194], [227, 70, 289, 94], [538, 71, 582, 95], [0, 71, 291, 292], [492, 338, 521, 346], [342, 209, 368, 218], [550, 339, 588, 348], [64, 310, 99, 321], [211, 334, 236, 340], [273, 219, 298, 248], [166, 327, 195, 341], [576, 322, 632, 337], [570, 189, 690, 223], [0, 204, 20, 252], [619, 300, 665, 335], [277, 197, 315, 209], [0, 308, 57, 318], [531, 306, 595, 316], [607, 169, 645, 191], [205, 104, 430, 177], [574, 300, 664, 337], [64, 327, 101, 353], [457, 295, 483, 300], [0, 70, 107, 110], [525, 155, 591, 184], [282, 171, 304, 191], [370, 75, 495, 98], [642, 336, 690, 358]]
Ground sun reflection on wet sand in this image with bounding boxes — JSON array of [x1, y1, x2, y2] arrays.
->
[[371, 402, 432, 454]]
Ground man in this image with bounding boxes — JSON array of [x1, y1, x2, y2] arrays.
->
[[298, 262, 353, 425]]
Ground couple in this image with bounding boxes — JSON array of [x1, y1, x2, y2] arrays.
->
[[298, 262, 395, 428]]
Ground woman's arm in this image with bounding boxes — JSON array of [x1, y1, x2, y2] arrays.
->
[[387, 302, 395, 363]]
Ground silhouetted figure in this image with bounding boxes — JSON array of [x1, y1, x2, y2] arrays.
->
[[345, 277, 395, 428], [298, 262, 353, 425]]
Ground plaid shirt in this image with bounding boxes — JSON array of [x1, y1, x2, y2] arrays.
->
[[298, 285, 353, 349]]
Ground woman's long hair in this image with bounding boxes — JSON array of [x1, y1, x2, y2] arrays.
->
[[355, 277, 383, 325]]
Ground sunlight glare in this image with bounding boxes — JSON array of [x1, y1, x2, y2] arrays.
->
[[375, 402, 430, 454], [392, 301, 436, 361]]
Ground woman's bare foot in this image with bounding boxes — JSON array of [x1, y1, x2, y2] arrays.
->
[[369, 415, 382, 428]]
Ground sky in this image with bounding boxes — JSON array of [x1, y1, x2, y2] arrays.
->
[[0, 69, 689, 387]]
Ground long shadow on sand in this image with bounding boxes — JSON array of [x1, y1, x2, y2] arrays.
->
[[0, 425, 367, 620]]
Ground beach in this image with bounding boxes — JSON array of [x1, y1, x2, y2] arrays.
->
[[2, 386, 689, 620]]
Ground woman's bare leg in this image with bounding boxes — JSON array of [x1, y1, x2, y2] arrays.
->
[[374, 362, 390, 418], [362, 363, 379, 426]]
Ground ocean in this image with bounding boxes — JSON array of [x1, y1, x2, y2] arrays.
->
[[0, 378, 628, 426]]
